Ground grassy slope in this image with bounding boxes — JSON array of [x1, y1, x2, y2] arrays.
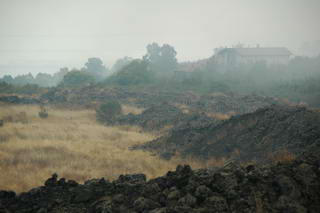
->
[[0, 104, 222, 193]]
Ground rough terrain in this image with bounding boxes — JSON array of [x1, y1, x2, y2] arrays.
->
[[115, 103, 186, 131], [39, 87, 279, 115], [135, 105, 320, 162], [0, 95, 40, 105], [1, 148, 320, 213]]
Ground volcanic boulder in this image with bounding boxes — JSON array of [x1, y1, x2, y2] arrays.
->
[[1, 148, 320, 212]]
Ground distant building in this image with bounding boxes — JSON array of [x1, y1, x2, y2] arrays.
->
[[214, 46, 292, 65], [173, 58, 211, 80]]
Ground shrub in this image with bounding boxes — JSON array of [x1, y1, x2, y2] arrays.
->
[[96, 100, 122, 123], [38, 106, 49, 119]]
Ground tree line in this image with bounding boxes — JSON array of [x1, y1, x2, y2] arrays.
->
[[1, 42, 320, 106]]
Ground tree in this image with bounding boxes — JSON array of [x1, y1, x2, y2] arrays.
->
[[13, 73, 35, 85], [1, 75, 14, 84], [159, 44, 178, 72], [143, 42, 178, 73], [0, 81, 14, 93], [111, 56, 133, 73], [84, 57, 108, 81], [53, 67, 69, 85], [108, 59, 155, 86], [35, 73, 53, 87], [59, 70, 95, 88]]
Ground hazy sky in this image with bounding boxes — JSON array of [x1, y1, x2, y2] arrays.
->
[[0, 0, 319, 76]]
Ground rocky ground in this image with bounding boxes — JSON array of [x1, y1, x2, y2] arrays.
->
[[135, 105, 320, 162], [195, 93, 279, 115], [1, 147, 320, 213], [2, 89, 319, 212], [0, 95, 40, 105], [39, 87, 279, 115], [115, 103, 187, 131], [113, 104, 218, 132]]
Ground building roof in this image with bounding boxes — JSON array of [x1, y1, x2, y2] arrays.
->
[[234, 47, 292, 56]]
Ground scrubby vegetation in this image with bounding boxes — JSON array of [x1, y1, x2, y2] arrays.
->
[[38, 105, 49, 119], [106, 60, 155, 86], [0, 81, 45, 95], [0, 46, 319, 213], [1, 45, 320, 107], [0, 104, 222, 193], [59, 70, 95, 88], [1, 1, 319, 211], [96, 100, 122, 123]]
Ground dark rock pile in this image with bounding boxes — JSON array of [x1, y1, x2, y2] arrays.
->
[[40, 87, 279, 116], [136, 105, 320, 162], [40, 87, 199, 108], [116, 103, 188, 131], [1, 149, 320, 212], [131, 112, 220, 157], [0, 95, 40, 105], [195, 93, 279, 115]]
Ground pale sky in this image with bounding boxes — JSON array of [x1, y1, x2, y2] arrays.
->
[[0, 0, 319, 76]]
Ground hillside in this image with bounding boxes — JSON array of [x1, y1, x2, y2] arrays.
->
[[135, 105, 320, 162]]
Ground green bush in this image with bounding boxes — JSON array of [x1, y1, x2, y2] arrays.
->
[[96, 100, 122, 123]]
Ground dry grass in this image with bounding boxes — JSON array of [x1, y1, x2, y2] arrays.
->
[[269, 150, 295, 164], [121, 104, 144, 115], [206, 111, 236, 120], [173, 103, 235, 120], [0, 104, 218, 193], [174, 103, 192, 114]]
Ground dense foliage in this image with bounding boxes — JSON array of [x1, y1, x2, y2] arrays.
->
[[59, 70, 95, 88], [143, 42, 178, 74], [0, 68, 68, 87], [83, 57, 109, 81], [106, 60, 155, 86], [96, 100, 122, 123], [0, 82, 44, 95], [111, 56, 133, 73]]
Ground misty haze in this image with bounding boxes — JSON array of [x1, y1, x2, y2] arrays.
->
[[0, 0, 320, 212]]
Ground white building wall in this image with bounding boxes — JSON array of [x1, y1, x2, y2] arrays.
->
[[236, 55, 289, 65]]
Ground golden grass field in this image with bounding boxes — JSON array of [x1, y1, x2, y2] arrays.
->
[[0, 104, 224, 193]]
